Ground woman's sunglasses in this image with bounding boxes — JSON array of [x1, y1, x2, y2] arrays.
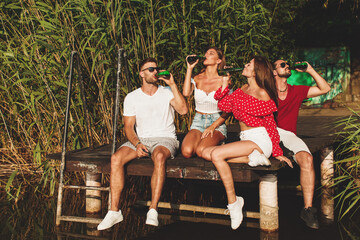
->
[[277, 62, 290, 69], [141, 67, 160, 72]]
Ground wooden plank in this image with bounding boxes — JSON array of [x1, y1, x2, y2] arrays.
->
[[136, 200, 260, 219], [47, 146, 280, 182], [46, 115, 341, 182]]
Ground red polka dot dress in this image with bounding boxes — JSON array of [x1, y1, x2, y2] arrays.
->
[[214, 86, 283, 157]]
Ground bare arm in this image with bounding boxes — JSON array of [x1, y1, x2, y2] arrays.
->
[[159, 73, 188, 115], [298, 62, 331, 98], [123, 116, 149, 157], [221, 74, 230, 91], [183, 55, 198, 97]]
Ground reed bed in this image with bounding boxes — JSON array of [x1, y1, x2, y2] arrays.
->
[[0, 0, 306, 200], [2, 1, 360, 238]]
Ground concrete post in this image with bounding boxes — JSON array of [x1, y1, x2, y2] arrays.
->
[[259, 174, 279, 232], [86, 173, 102, 214], [320, 146, 334, 221]]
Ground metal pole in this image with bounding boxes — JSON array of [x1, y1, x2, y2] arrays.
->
[[76, 54, 94, 149], [108, 49, 125, 210], [123, 50, 132, 92], [111, 48, 124, 155], [56, 51, 77, 226]]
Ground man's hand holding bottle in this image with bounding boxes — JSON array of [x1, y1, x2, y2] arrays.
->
[[157, 70, 176, 87]]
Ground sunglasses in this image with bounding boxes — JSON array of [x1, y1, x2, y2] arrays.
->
[[276, 62, 290, 69], [141, 67, 160, 72]]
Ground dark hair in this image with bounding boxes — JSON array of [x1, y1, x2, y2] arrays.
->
[[253, 56, 278, 106], [139, 57, 157, 71], [272, 60, 282, 70]]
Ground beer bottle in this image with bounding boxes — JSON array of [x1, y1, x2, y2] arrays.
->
[[218, 67, 243, 76], [157, 70, 171, 79], [293, 62, 308, 70], [187, 55, 204, 64]]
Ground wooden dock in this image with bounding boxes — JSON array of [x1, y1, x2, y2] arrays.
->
[[47, 131, 290, 183], [47, 113, 344, 232]]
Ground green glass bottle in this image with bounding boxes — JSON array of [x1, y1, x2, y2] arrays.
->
[[218, 67, 243, 76], [187, 55, 204, 64], [293, 62, 308, 70], [157, 70, 171, 79]]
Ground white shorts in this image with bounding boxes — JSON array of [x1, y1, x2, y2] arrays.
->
[[240, 127, 272, 158], [277, 128, 311, 163]]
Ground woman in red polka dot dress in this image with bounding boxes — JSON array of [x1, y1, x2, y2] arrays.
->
[[202, 56, 293, 230]]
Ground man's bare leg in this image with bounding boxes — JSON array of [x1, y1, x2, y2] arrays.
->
[[110, 147, 137, 211], [296, 151, 319, 229], [295, 151, 315, 208], [149, 146, 171, 210]]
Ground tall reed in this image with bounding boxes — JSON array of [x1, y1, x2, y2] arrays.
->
[[0, 0, 302, 197], [333, 107, 360, 219]]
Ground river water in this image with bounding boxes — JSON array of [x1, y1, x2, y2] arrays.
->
[[1, 163, 359, 240]]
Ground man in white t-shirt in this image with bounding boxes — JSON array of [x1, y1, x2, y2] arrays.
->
[[98, 58, 188, 230]]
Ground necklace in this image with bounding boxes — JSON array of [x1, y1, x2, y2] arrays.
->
[[278, 85, 288, 92]]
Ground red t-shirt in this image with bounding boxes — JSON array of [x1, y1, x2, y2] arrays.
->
[[277, 84, 310, 134]]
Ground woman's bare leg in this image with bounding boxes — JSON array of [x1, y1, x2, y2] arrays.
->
[[210, 141, 261, 203], [181, 130, 202, 158], [195, 130, 225, 158]]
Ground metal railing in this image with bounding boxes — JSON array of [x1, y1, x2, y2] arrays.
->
[[56, 49, 130, 226]]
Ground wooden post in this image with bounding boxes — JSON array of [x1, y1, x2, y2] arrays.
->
[[86, 173, 102, 214], [260, 230, 279, 240], [259, 174, 279, 232], [320, 146, 334, 221]]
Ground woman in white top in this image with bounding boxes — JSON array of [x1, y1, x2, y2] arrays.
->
[[181, 47, 229, 158]]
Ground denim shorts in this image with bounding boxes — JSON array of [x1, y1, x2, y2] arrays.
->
[[190, 112, 227, 138]]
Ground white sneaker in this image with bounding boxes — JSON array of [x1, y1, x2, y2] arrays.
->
[[248, 150, 271, 167], [227, 196, 244, 230], [145, 208, 159, 226], [97, 210, 123, 230]]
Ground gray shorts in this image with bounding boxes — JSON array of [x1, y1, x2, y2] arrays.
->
[[120, 137, 179, 158]]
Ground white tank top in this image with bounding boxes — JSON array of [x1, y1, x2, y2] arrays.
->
[[191, 78, 221, 114]]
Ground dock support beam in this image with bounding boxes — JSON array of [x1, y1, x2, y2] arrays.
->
[[320, 146, 334, 221], [86, 173, 102, 214], [259, 173, 279, 232]]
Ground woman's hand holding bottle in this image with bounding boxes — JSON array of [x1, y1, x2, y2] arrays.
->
[[186, 55, 199, 69]]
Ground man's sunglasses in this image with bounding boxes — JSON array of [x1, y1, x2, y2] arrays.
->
[[276, 62, 290, 69], [141, 67, 160, 72]]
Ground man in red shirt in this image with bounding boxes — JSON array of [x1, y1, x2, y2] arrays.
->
[[273, 60, 330, 229]]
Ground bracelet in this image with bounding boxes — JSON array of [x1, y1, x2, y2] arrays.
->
[[134, 141, 141, 148]]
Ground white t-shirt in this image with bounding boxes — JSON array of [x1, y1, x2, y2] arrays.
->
[[123, 85, 176, 139]]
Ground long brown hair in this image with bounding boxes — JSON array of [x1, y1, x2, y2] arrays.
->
[[253, 56, 278, 106]]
